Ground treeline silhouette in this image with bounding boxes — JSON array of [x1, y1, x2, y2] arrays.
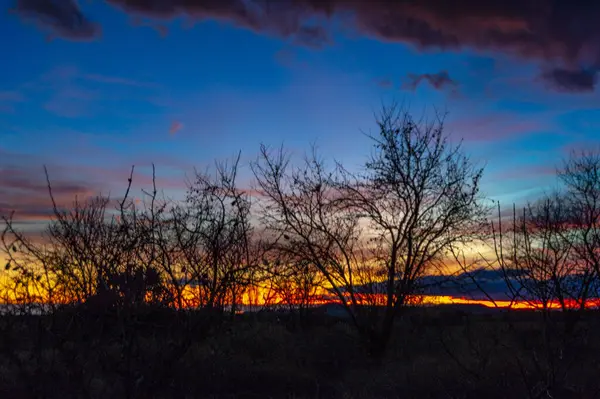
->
[[1, 104, 600, 398]]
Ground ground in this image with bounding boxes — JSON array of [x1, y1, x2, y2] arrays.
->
[[1, 304, 599, 398]]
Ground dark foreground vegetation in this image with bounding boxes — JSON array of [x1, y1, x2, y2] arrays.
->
[[3, 103, 600, 397], [2, 304, 600, 399]]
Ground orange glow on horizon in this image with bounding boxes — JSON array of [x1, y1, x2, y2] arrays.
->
[[176, 285, 600, 312], [2, 270, 600, 312], [2, 288, 600, 312]]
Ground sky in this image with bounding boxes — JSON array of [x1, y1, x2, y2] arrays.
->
[[2, 1, 600, 226]]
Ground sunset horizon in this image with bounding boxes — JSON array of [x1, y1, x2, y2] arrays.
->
[[3, 2, 600, 398]]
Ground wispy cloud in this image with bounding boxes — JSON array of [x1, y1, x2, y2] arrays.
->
[[43, 85, 98, 118], [0, 147, 190, 225], [0, 164, 97, 222], [169, 121, 183, 135], [0, 91, 25, 113], [561, 141, 600, 156], [374, 78, 393, 89], [83, 73, 159, 88], [490, 164, 557, 181], [448, 112, 551, 143], [6, 65, 164, 119]]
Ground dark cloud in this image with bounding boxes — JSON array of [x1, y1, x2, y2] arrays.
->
[[402, 71, 457, 91], [292, 25, 330, 47], [12, 0, 100, 39], [541, 68, 598, 92], [106, 0, 331, 47], [11, 1, 600, 91]]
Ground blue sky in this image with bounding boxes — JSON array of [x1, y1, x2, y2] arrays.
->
[[2, 1, 600, 222]]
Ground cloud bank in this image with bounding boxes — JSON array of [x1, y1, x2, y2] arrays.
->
[[12, 1, 600, 91]]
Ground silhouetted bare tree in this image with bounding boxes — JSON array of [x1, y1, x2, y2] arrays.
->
[[466, 152, 600, 398], [1, 166, 175, 312], [171, 152, 255, 315], [253, 104, 487, 355], [559, 151, 600, 296], [252, 142, 368, 326], [263, 255, 327, 320], [487, 152, 600, 316], [493, 197, 595, 315]]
